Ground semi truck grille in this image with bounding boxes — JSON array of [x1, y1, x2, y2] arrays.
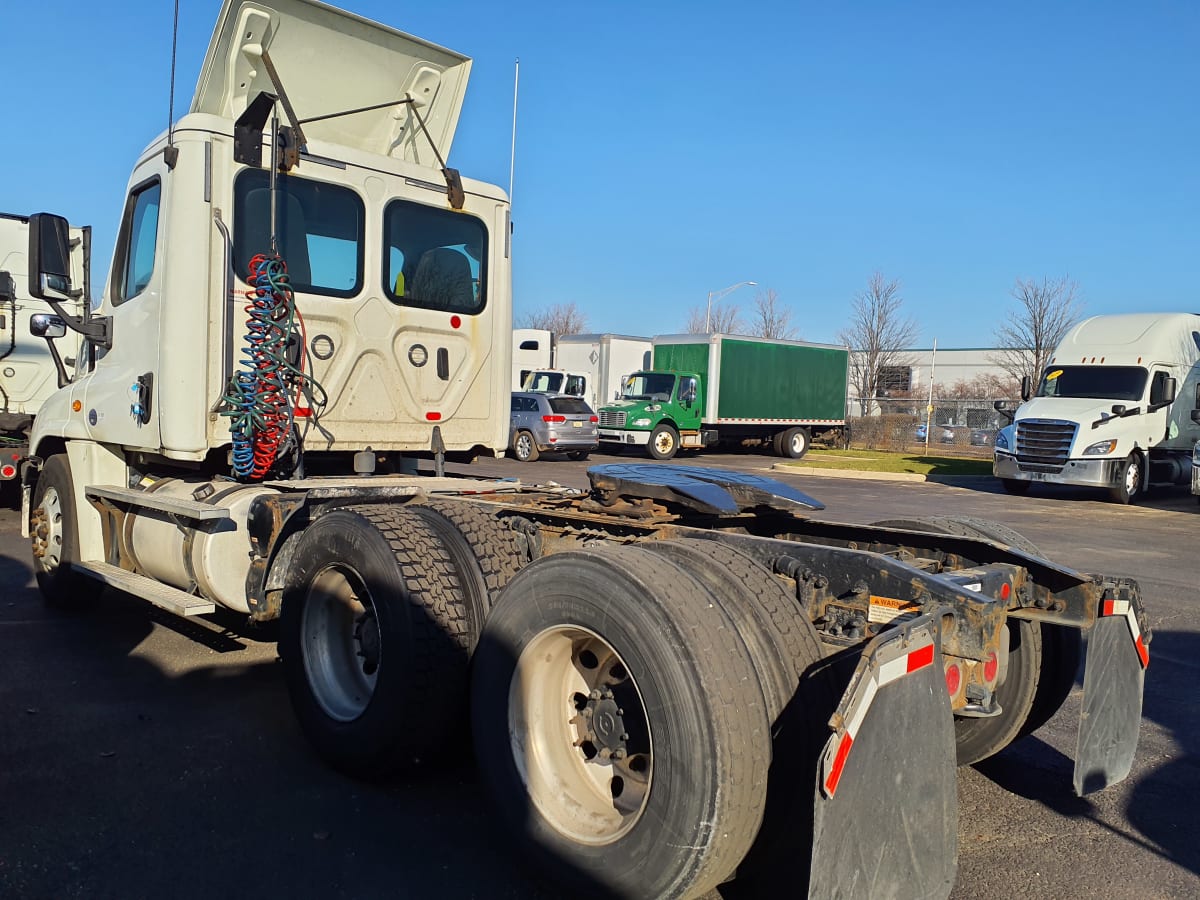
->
[[1015, 420, 1076, 472], [599, 410, 627, 428]]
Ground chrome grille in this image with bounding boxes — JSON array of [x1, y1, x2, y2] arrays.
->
[[1015, 419, 1076, 472], [599, 410, 627, 428]]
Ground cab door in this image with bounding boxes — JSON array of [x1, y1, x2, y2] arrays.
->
[[81, 161, 168, 450], [676, 374, 704, 430]]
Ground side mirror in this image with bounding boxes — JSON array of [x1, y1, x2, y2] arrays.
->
[[1020, 375, 1032, 402], [992, 399, 1010, 412], [1111, 404, 1127, 416], [1161, 376, 1177, 406], [30, 313, 67, 339], [28, 213, 74, 300]]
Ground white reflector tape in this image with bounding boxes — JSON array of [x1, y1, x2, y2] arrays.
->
[[1101, 598, 1149, 668], [821, 626, 937, 798]]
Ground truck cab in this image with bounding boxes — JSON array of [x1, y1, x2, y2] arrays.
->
[[994, 313, 1200, 503], [598, 370, 703, 459]]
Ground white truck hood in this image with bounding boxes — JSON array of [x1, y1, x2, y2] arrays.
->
[[1016, 396, 1125, 424], [191, 0, 471, 163]]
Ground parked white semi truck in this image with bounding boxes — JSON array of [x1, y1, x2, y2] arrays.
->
[[993, 312, 1200, 503], [0, 213, 90, 485], [19, 2, 1151, 898]]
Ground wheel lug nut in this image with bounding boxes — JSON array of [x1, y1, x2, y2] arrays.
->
[[601, 688, 613, 700], [598, 748, 612, 760], [589, 689, 602, 700], [620, 733, 629, 741]]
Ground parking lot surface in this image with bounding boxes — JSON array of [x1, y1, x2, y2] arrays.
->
[[0, 455, 1196, 899]]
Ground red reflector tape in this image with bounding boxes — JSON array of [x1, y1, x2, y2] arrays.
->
[[1101, 597, 1149, 668], [907, 643, 935, 673], [823, 733, 854, 797]]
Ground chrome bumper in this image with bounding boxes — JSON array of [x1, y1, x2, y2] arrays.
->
[[994, 452, 1122, 488]]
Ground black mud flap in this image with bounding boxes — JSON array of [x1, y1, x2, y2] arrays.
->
[[1074, 589, 1150, 796], [809, 615, 956, 900]]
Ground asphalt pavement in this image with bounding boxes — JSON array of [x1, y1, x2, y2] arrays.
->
[[0, 453, 1196, 899]]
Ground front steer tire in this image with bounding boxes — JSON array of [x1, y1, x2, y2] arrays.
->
[[280, 505, 473, 777], [647, 423, 679, 460], [31, 454, 102, 609], [472, 544, 771, 899]]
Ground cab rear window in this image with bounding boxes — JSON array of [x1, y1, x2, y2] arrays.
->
[[549, 397, 592, 415]]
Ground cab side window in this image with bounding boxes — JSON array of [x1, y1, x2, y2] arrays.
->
[[112, 180, 162, 305]]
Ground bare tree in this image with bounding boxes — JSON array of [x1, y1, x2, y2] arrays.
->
[[518, 302, 589, 335], [838, 272, 919, 413], [991, 277, 1084, 387], [685, 302, 742, 334], [748, 288, 798, 340]]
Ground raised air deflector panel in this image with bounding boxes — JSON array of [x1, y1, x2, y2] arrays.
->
[[587, 463, 825, 516], [191, 0, 471, 162]]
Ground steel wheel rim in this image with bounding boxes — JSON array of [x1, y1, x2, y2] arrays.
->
[[510, 625, 653, 844], [1125, 458, 1139, 495], [300, 565, 379, 722], [790, 432, 806, 455], [654, 431, 673, 455], [38, 485, 64, 570]]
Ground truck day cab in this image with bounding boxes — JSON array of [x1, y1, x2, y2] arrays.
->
[[18, 1, 1152, 897], [994, 313, 1200, 503]]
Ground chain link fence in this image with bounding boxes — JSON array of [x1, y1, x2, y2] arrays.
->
[[847, 398, 1008, 455]]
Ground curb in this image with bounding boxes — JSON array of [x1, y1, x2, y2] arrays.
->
[[772, 463, 995, 485]]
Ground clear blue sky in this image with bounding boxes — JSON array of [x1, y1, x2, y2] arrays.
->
[[3, 0, 1196, 347]]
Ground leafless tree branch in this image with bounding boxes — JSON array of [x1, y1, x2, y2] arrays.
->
[[518, 302, 589, 335], [838, 272, 919, 412], [989, 276, 1084, 386]]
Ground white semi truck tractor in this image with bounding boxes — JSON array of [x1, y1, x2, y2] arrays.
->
[[0, 213, 90, 487], [993, 312, 1200, 503], [19, 2, 1152, 898]]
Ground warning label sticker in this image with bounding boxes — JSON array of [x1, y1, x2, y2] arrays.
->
[[868, 595, 922, 625]]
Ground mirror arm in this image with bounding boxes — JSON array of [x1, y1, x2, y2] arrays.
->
[[37, 334, 70, 389], [42, 297, 112, 350]]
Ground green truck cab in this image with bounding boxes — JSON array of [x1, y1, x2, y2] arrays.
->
[[598, 333, 849, 460]]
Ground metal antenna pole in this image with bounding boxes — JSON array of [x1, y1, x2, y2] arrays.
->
[[164, 0, 181, 167], [509, 58, 520, 206]]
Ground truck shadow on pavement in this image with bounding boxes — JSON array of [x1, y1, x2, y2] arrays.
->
[[0, 550, 571, 899]]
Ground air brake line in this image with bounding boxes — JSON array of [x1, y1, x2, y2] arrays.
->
[[219, 254, 328, 481]]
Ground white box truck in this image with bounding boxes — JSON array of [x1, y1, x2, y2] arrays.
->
[[0, 213, 89, 485], [994, 312, 1200, 503], [551, 332, 651, 411], [511, 327, 552, 390]]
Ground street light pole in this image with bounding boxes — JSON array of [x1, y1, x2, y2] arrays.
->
[[705, 280, 757, 333]]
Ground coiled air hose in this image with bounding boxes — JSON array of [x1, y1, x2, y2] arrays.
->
[[221, 253, 327, 481]]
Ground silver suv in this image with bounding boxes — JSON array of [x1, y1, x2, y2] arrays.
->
[[509, 392, 599, 462]]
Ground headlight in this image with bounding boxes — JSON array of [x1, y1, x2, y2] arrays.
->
[[1083, 439, 1118, 456], [994, 431, 1009, 451], [632, 417, 652, 427]]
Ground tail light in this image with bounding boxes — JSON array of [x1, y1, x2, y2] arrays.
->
[[589, 415, 598, 423], [542, 415, 566, 423]]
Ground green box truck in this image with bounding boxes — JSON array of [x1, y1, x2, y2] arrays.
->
[[597, 333, 849, 459]]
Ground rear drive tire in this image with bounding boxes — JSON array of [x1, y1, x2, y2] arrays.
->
[[638, 538, 835, 894], [1109, 452, 1143, 504], [472, 545, 770, 899], [780, 426, 810, 459], [31, 454, 102, 608], [513, 430, 539, 462], [280, 506, 472, 777], [647, 423, 679, 460]]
